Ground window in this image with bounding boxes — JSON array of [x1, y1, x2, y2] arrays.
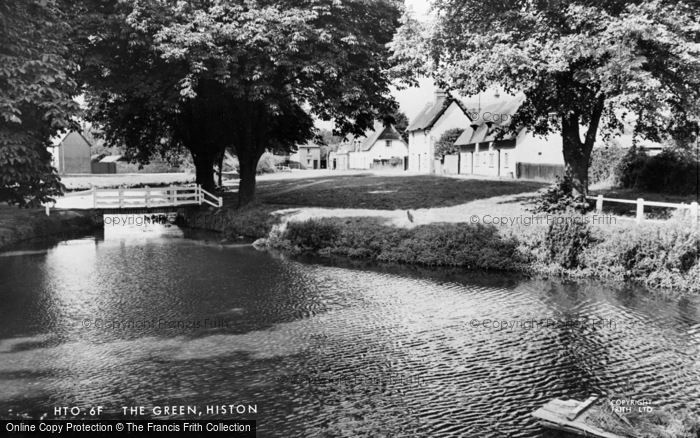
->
[[385, 140, 392, 148], [503, 153, 509, 168]]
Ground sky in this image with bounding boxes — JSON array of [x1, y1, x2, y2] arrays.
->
[[393, 0, 435, 120], [317, 0, 435, 131]]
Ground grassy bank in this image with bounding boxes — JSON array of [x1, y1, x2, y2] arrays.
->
[[181, 173, 699, 295], [179, 202, 287, 241], [587, 396, 700, 438], [260, 213, 700, 295], [0, 205, 100, 250]]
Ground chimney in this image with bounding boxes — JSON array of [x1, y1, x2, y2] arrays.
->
[[434, 89, 449, 100]]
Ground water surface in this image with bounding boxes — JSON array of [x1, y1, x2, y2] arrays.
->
[[0, 234, 698, 437]]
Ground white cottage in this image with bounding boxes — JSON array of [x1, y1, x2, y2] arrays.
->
[[329, 122, 408, 171], [454, 96, 565, 180], [407, 90, 472, 173]]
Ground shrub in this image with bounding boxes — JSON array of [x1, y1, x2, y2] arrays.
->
[[544, 213, 595, 269], [256, 152, 277, 174], [222, 204, 283, 239], [616, 147, 699, 195], [277, 217, 522, 270], [284, 219, 342, 251], [582, 223, 700, 290], [637, 150, 699, 195], [530, 176, 589, 214], [434, 128, 464, 158], [589, 144, 626, 185], [389, 156, 404, 167], [615, 145, 648, 189]]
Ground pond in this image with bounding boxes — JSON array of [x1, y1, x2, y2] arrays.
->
[[1, 232, 699, 437]]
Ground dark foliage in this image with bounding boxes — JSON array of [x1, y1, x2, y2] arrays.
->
[[617, 147, 699, 195], [530, 176, 589, 214], [281, 218, 522, 270], [545, 215, 595, 269]]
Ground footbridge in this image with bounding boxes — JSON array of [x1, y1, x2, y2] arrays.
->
[[49, 185, 223, 211]]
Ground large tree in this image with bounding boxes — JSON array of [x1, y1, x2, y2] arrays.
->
[[0, 0, 80, 206], [77, 0, 401, 206], [392, 0, 700, 197]]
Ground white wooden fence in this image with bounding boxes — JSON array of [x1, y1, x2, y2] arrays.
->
[[46, 185, 222, 215], [587, 195, 699, 225]]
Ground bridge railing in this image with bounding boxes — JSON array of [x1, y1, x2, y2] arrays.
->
[[44, 185, 223, 215], [91, 185, 222, 209], [199, 186, 223, 207]]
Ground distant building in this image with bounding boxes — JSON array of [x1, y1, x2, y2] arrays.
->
[[290, 142, 322, 169], [329, 121, 408, 171], [454, 96, 565, 181], [50, 131, 92, 174], [407, 90, 472, 173]]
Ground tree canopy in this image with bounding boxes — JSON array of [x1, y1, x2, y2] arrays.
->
[[434, 128, 464, 158], [392, 0, 700, 196], [77, 0, 402, 206], [0, 0, 79, 206]]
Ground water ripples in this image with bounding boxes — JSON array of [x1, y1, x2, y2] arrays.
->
[[0, 236, 699, 437]]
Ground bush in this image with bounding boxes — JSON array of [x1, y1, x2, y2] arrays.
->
[[582, 223, 700, 290], [277, 217, 522, 270], [544, 213, 595, 269], [616, 147, 699, 195], [434, 128, 464, 158], [389, 156, 404, 167], [590, 144, 626, 185], [221, 204, 283, 239], [615, 146, 649, 189], [256, 152, 278, 174], [530, 176, 589, 214]]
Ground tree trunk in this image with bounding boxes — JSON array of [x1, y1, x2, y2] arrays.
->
[[217, 151, 224, 188], [237, 153, 258, 207], [192, 151, 216, 192], [560, 97, 604, 198], [561, 115, 587, 197]]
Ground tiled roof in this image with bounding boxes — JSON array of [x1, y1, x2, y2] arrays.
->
[[455, 96, 525, 146]]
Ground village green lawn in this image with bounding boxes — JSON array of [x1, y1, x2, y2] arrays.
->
[[225, 174, 547, 210]]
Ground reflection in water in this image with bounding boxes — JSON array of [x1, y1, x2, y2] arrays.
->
[[0, 235, 699, 437]]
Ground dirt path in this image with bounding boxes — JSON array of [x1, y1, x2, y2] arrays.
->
[[270, 191, 540, 229]]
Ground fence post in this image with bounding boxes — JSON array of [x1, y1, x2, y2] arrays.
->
[[636, 198, 644, 224], [119, 187, 124, 209], [92, 187, 97, 208], [45, 204, 50, 216], [691, 202, 699, 226], [596, 195, 603, 213], [198, 185, 203, 205], [145, 186, 151, 208]]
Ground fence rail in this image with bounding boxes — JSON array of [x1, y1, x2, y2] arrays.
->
[[45, 185, 222, 215], [587, 194, 699, 224]]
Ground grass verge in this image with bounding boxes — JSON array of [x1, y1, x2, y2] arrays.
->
[[0, 206, 100, 250], [267, 217, 522, 269], [587, 397, 700, 438], [259, 211, 700, 295]]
